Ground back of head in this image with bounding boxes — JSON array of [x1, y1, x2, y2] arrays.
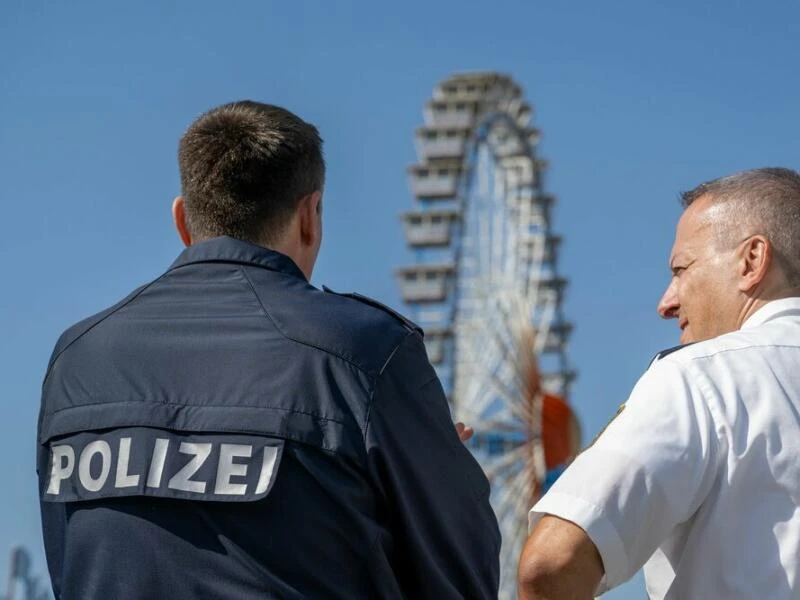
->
[[681, 167, 800, 287], [178, 101, 325, 245]]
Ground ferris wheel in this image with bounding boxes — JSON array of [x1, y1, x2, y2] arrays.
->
[[396, 72, 579, 599]]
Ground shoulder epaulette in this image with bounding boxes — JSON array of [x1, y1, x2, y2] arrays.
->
[[648, 342, 695, 367], [322, 286, 423, 335]]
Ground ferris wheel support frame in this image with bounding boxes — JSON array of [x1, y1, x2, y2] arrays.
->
[[396, 73, 577, 600]]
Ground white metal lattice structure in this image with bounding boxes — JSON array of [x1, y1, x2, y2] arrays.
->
[[397, 73, 576, 599]]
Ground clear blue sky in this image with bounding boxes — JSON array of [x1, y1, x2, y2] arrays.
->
[[3, 1, 800, 596]]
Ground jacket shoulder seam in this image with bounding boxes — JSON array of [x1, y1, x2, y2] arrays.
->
[[43, 278, 163, 387], [237, 265, 390, 377], [363, 331, 418, 441]]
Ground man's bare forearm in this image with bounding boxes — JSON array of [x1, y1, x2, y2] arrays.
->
[[518, 515, 604, 600]]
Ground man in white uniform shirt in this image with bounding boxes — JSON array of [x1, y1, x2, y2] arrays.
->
[[518, 167, 800, 599]]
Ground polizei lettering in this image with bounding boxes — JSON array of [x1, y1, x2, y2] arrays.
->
[[43, 427, 283, 503]]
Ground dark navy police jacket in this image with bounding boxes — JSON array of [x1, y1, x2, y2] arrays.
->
[[38, 237, 500, 599]]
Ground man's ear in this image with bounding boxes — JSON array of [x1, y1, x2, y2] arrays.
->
[[298, 191, 322, 247], [738, 234, 771, 292], [172, 196, 192, 247]]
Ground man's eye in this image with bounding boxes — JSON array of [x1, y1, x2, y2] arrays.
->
[[672, 266, 686, 276]]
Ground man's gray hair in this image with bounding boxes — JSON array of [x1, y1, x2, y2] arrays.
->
[[681, 167, 800, 285]]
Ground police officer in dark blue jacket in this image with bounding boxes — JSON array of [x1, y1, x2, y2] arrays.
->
[[38, 101, 501, 599]]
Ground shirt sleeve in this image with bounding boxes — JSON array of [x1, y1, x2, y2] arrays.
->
[[365, 332, 501, 600], [529, 357, 723, 591]]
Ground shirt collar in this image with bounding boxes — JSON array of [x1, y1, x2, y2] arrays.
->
[[168, 236, 307, 281], [741, 296, 800, 330]]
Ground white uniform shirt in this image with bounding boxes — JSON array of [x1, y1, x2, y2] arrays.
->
[[530, 297, 800, 599]]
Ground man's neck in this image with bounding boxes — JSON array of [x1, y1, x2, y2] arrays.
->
[[737, 285, 800, 329]]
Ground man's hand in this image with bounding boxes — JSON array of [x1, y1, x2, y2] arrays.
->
[[455, 422, 474, 442], [518, 515, 604, 600]]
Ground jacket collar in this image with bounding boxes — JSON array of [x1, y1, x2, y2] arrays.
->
[[168, 236, 307, 281]]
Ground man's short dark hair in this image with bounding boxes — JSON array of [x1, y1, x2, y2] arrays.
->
[[178, 100, 325, 245], [680, 167, 800, 286]]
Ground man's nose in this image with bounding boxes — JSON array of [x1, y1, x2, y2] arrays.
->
[[657, 278, 679, 319]]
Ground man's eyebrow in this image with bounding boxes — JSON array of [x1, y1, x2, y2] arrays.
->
[[669, 252, 688, 270], [670, 253, 697, 271], [668, 255, 679, 270]]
